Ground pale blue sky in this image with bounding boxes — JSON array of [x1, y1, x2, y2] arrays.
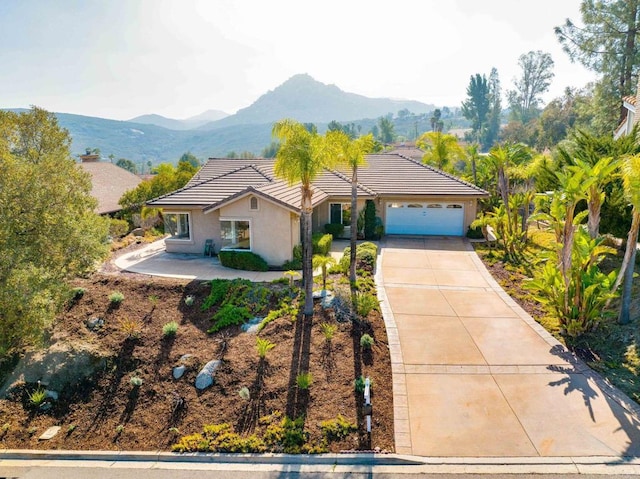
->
[[0, 0, 596, 120]]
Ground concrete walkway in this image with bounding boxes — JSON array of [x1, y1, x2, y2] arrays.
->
[[376, 236, 640, 458]]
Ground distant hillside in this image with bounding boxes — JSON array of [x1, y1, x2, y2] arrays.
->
[[199, 74, 435, 130], [129, 109, 229, 130]]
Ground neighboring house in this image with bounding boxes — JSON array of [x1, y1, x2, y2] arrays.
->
[[614, 95, 637, 139], [78, 154, 142, 215], [147, 154, 488, 266]]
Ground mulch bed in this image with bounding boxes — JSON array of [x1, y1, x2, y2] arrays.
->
[[0, 273, 393, 452]]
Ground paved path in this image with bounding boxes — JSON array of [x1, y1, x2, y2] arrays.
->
[[376, 237, 640, 458]]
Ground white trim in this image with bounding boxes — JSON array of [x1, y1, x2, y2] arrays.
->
[[219, 217, 252, 251]]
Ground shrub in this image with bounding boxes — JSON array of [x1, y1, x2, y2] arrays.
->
[[219, 250, 268, 271], [117, 317, 142, 339], [115, 424, 124, 434], [256, 337, 276, 359], [364, 199, 376, 239], [184, 295, 195, 306], [162, 321, 179, 337], [355, 293, 379, 317], [202, 279, 234, 309], [466, 225, 484, 239], [320, 415, 357, 442], [238, 387, 250, 401], [130, 375, 143, 387], [109, 218, 129, 238], [70, 287, 86, 301], [296, 372, 313, 389], [312, 233, 333, 256], [28, 386, 47, 408], [360, 333, 374, 349], [208, 304, 252, 333], [320, 322, 337, 342], [339, 242, 378, 273], [109, 291, 125, 304], [324, 223, 344, 237]]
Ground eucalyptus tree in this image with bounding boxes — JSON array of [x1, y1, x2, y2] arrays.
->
[[462, 73, 490, 147], [507, 51, 555, 123], [272, 119, 339, 318]]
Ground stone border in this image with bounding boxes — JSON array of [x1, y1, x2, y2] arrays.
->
[[374, 239, 412, 455]]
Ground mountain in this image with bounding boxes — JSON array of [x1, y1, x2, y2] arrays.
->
[[199, 74, 435, 130], [128, 109, 229, 130]]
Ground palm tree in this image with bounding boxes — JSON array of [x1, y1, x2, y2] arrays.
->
[[312, 254, 336, 291], [335, 133, 375, 286], [416, 131, 464, 172], [272, 119, 338, 318], [612, 154, 640, 324]]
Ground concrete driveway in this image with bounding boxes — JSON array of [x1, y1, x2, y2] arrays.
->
[[376, 236, 640, 458]]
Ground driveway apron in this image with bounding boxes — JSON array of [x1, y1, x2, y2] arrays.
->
[[377, 236, 640, 457]]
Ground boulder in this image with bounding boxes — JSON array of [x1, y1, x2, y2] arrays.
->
[[172, 365, 186, 380], [195, 360, 221, 390], [131, 228, 145, 237], [241, 317, 262, 334]]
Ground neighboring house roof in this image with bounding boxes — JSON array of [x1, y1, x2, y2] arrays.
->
[[386, 146, 425, 162], [79, 161, 142, 214], [148, 154, 488, 212]]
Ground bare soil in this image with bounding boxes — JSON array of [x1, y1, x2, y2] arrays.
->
[[0, 269, 394, 452]]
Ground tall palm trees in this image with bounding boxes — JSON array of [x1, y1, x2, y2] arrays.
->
[[272, 119, 338, 318]]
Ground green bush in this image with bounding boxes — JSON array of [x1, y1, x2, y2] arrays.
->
[[364, 200, 376, 239], [208, 304, 252, 333], [339, 242, 378, 273], [312, 233, 333, 256], [296, 372, 313, 389], [324, 223, 344, 237], [109, 291, 125, 304], [466, 225, 485, 239], [28, 386, 47, 408], [320, 415, 357, 442], [219, 250, 268, 271], [360, 333, 374, 349], [355, 293, 379, 317], [109, 218, 129, 238], [162, 321, 179, 337]]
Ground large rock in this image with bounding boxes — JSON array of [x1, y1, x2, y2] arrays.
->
[[0, 342, 109, 397], [172, 365, 186, 380], [195, 360, 221, 390]]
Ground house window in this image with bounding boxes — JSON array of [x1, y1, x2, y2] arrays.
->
[[388, 203, 403, 208], [220, 219, 251, 250], [427, 204, 443, 208], [329, 203, 351, 226], [164, 212, 191, 240], [250, 197, 258, 210], [407, 203, 423, 208], [447, 204, 463, 209]]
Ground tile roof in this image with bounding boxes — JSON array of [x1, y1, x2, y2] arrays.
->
[[623, 95, 636, 107], [78, 161, 142, 214], [148, 153, 487, 212]]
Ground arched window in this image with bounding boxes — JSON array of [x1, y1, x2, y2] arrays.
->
[[250, 197, 258, 210]]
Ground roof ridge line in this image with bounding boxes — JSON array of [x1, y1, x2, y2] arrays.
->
[[395, 153, 489, 195]]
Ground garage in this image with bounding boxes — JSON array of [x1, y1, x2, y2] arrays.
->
[[385, 202, 464, 236]]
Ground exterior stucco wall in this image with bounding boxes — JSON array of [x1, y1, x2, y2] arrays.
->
[[219, 195, 297, 266], [376, 196, 479, 234], [164, 208, 220, 255]]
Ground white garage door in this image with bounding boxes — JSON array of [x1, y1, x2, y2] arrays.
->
[[385, 202, 464, 236]]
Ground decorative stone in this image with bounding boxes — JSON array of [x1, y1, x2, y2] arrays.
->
[[39, 426, 61, 440], [195, 360, 221, 390], [132, 228, 145, 237], [86, 317, 104, 331], [241, 317, 262, 334], [320, 291, 335, 309], [173, 365, 186, 379]]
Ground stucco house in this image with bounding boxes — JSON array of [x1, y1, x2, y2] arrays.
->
[[147, 153, 488, 266]]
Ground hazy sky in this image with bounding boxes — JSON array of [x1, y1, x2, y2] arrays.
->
[[0, 0, 596, 121]]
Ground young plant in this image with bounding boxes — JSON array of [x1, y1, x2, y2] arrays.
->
[[296, 372, 313, 390], [283, 270, 300, 288], [162, 321, 179, 337], [28, 386, 47, 408], [130, 375, 143, 387], [117, 317, 142, 339], [109, 291, 125, 304], [354, 375, 373, 393], [66, 424, 77, 435], [355, 293, 379, 317], [256, 337, 276, 359], [320, 322, 337, 342], [70, 287, 86, 301], [184, 295, 195, 306], [148, 295, 159, 306], [360, 333, 374, 349], [312, 254, 336, 290], [115, 424, 124, 435], [238, 387, 251, 401]]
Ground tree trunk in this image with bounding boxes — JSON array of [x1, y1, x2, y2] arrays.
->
[[587, 189, 602, 239], [561, 205, 576, 316], [617, 211, 639, 324], [301, 187, 314, 318], [349, 168, 358, 287]]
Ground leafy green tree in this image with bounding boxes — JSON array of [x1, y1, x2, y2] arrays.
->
[[507, 51, 555, 123], [272, 119, 339, 317], [416, 131, 464, 172], [179, 151, 200, 168], [430, 109, 443, 132], [116, 158, 138, 174], [261, 142, 280, 158], [335, 133, 375, 285], [555, 0, 640, 127], [461, 73, 491, 147], [376, 117, 395, 144], [0, 108, 109, 356], [486, 68, 502, 148]]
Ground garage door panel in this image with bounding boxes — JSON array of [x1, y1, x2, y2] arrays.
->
[[386, 202, 464, 236]]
